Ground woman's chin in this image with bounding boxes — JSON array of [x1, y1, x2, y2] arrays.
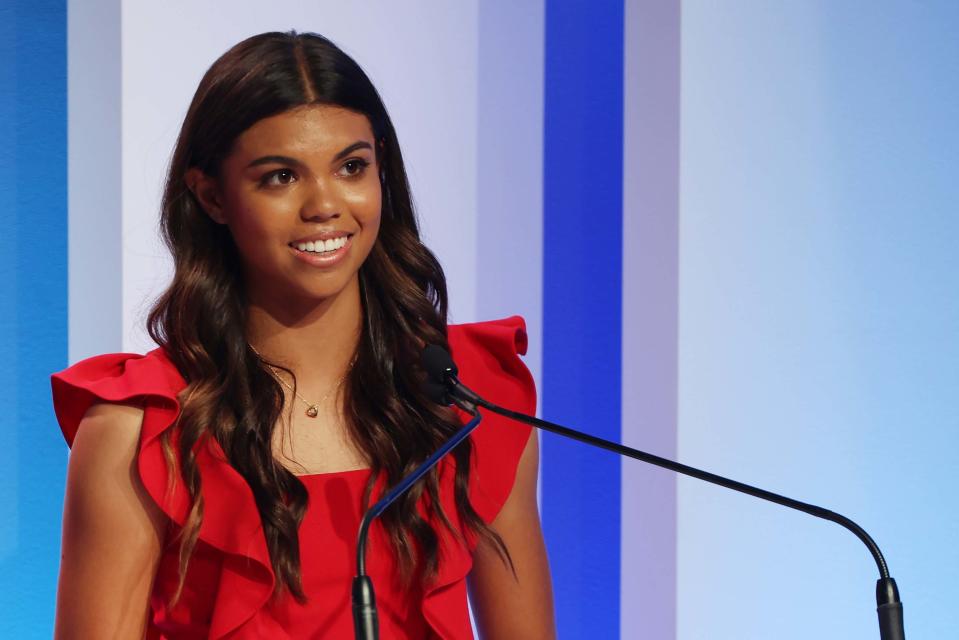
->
[[293, 275, 362, 307], [244, 273, 361, 317]]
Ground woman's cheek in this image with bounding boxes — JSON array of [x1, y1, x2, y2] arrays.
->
[[342, 186, 378, 214], [227, 209, 284, 268]]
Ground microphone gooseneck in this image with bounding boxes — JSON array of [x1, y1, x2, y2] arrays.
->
[[351, 381, 482, 640], [422, 344, 906, 640]]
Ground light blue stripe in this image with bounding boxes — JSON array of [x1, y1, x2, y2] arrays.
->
[[542, 0, 624, 636], [678, 2, 959, 637]]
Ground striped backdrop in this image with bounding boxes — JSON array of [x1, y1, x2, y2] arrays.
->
[[3, 1, 958, 638]]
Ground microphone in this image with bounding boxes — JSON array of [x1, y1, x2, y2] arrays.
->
[[351, 372, 482, 640], [421, 344, 906, 640]]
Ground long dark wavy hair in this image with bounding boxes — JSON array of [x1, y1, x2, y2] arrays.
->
[[146, 30, 508, 605]]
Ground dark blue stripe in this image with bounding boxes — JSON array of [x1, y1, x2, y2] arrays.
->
[[0, 1, 67, 633], [541, 1, 623, 637]]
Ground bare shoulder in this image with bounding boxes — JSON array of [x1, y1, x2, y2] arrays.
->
[[65, 400, 152, 493], [64, 396, 167, 542], [468, 432, 556, 639], [65, 399, 153, 509], [56, 398, 168, 638], [79, 398, 147, 436]]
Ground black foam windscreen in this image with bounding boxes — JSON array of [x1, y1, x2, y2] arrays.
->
[[421, 379, 451, 406], [420, 344, 458, 383]]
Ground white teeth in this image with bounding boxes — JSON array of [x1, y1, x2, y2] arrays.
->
[[293, 236, 349, 254]]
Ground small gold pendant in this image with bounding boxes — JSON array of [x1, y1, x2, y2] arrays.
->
[[305, 405, 319, 418]]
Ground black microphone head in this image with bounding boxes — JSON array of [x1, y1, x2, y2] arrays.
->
[[420, 344, 458, 384], [422, 379, 451, 406]]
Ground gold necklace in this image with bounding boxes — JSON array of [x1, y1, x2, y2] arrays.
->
[[249, 344, 353, 418]]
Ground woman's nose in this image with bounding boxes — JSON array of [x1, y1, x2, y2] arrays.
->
[[299, 178, 340, 221]]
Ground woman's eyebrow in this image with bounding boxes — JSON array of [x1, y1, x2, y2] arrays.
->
[[245, 141, 373, 169], [246, 154, 303, 169], [332, 141, 373, 161]]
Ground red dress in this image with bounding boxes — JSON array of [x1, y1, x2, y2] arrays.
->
[[50, 316, 535, 639]]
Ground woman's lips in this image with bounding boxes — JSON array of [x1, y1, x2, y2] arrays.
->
[[288, 235, 353, 267]]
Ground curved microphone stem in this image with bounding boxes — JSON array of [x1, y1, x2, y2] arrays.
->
[[447, 375, 905, 639], [352, 407, 483, 640]]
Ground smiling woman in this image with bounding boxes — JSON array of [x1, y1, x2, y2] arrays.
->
[[187, 106, 383, 304], [49, 31, 554, 639]]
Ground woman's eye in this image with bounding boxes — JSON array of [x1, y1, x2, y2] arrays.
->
[[339, 158, 370, 177], [261, 169, 296, 187]]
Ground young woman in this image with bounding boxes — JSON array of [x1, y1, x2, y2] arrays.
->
[[51, 31, 555, 639]]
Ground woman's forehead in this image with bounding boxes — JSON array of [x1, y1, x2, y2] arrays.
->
[[232, 105, 375, 158]]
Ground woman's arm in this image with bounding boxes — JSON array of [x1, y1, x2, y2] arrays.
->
[[468, 431, 556, 639], [55, 401, 168, 639]]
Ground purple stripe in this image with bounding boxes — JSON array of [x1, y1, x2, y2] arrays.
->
[[621, 0, 681, 636]]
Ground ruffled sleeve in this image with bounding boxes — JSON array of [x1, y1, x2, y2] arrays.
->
[[415, 316, 536, 640], [51, 351, 183, 446], [50, 349, 282, 639], [447, 315, 537, 525], [50, 349, 195, 524]]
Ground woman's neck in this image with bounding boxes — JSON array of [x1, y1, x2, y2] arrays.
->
[[244, 276, 363, 385]]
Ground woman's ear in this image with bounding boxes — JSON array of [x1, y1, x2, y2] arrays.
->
[[184, 167, 227, 224]]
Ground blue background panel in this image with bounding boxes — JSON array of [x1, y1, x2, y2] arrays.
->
[[542, 0, 624, 637], [0, 0, 68, 636]]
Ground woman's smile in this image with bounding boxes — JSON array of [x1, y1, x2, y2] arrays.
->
[[288, 232, 355, 267]]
